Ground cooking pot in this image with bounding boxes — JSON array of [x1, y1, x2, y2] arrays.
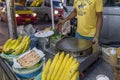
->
[[56, 36, 93, 57]]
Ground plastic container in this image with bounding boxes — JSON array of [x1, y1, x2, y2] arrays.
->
[[34, 72, 42, 80], [0, 52, 20, 65], [12, 61, 43, 79], [96, 74, 109, 80]]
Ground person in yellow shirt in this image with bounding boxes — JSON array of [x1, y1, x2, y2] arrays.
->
[[57, 0, 103, 46]]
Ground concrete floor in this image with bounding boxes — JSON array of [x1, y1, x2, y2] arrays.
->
[[83, 58, 114, 80]]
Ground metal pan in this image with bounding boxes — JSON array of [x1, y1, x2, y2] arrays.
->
[[56, 36, 93, 57]]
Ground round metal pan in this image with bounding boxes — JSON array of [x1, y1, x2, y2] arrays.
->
[[56, 37, 92, 53], [56, 37, 92, 52]]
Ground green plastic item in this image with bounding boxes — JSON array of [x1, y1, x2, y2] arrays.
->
[[34, 72, 42, 80]]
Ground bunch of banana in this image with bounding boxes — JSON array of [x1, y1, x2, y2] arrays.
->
[[3, 35, 30, 55], [3, 38, 13, 53], [30, 0, 43, 7], [41, 52, 80, 80], [12, 36, 30, 55]]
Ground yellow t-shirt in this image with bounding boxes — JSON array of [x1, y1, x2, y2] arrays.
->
[[73, 0, 103, 37]]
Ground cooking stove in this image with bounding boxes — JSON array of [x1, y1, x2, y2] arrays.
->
[[41, 36, 102, 73]]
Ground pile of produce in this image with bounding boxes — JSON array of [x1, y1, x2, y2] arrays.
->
[[3, 35, 30, 55], [42, 52, 80, 80]]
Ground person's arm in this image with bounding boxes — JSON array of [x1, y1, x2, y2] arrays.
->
[[93, 12, 103, 45], [57, 8, 77, 27], [64, 8, 77, 22]]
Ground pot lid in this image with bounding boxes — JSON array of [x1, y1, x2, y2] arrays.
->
[[56, 37, 92, 52]]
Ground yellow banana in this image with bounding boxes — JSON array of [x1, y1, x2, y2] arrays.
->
[[3, 38, 13, 52], [47, 53, 59, 80], [54, 53, 70, 80], [12, 42, 26, 55], [25, 36, 30, 42], [5, 39, 17, 53], [59, 55, 74, 80], [12, 36, 30, 55], [17, 34, 24, 43], [10, 35, 25, 52], [64, 62, 80, 80], [3, 35, 24, 53], [71, 71, 79, 80], [22, 41, 29, 53], [22, 36, 30, 53], [51, 52, 65, 80], [10, 40, 18, 50], [18, 36, 26, 43], [42, 59, 52, 80]]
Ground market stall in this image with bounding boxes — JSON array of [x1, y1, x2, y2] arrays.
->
[[0, 28, 103, 80], [0, 0, 120, 80]]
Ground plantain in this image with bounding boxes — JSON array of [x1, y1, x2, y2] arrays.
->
[[8, 35, 24, 53], [42, 59, 52, 80], [10, 40, 18, 50], [5, 39, 17, 53], [59, 55, 74, 80], [64, 62, 80, 80], [22, 41, 29, 53], [3, 38, 13, 53], [54, 53, 70, 80], [71, 71, 79, 80], [51, 52, 65, 80], [17, 34, 24, 43], [12, 42, 26, 55], [12, 36, 30, 55], [47, 53, 59, 80]]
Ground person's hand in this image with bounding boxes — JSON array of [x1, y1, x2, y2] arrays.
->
[[56, 19, 66, 28], [92, 36, 99, 46]]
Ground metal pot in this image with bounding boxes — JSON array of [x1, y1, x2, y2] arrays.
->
[[56, 36, 93, 57]]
